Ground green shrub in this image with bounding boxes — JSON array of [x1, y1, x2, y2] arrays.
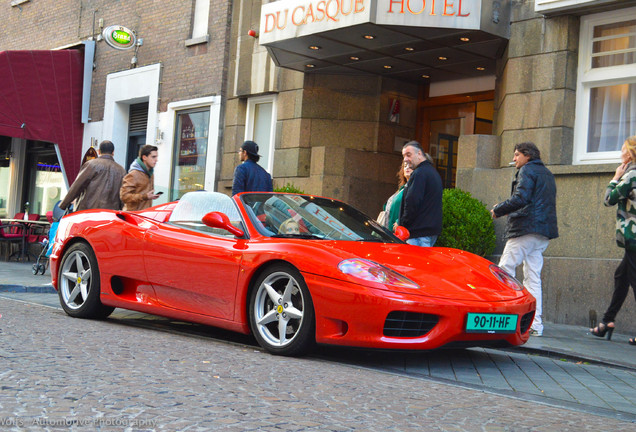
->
[[436, 188, 496, 257], [274, 183, 305, 194]]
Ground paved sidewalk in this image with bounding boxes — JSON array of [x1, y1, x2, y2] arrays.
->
[[2, 260, 635, 371]]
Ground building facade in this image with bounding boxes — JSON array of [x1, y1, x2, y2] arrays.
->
[[222, 0, 636, 332]]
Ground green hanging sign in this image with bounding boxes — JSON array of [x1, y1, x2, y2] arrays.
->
[[102, 25, 137, 50]]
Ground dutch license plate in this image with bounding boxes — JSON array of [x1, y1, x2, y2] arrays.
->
[[466, 313, 518, 334]]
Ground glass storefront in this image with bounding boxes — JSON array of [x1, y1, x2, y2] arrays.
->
[[29, 162, 64, 217], [0, 137, 10, 218], [25, 142, 65, 217], [170, 109, 210, 201]]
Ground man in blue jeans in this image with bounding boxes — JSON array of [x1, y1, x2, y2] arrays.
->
[[400, 141, 443, 247]]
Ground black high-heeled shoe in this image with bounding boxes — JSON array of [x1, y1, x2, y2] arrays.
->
[[590, 322, 615, 340], [629, 337, 636, 346]]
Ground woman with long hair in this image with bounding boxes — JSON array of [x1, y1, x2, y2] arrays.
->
[[378, 162, 413, 231], [591, 135, 636, 345]]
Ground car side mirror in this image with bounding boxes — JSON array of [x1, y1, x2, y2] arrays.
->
[[202, 212, 244, 237], [394, 226, 410, 242]]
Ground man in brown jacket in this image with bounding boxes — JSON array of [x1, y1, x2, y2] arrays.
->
[[120, 144, 160, 211], [59, 140, 126, 211]]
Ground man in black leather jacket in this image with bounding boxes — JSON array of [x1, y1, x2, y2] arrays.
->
[[400, 141, 443, 247], [491, 142, 558, 337]]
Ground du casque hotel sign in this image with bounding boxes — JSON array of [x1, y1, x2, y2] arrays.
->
[[260, 0, 488, 44]]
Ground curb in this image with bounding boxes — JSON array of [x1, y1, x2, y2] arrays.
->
[[505, 345, 636, 371], [0, 284, 56, 294]]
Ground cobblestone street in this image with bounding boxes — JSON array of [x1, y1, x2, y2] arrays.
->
[[1, 297, 635, 431]]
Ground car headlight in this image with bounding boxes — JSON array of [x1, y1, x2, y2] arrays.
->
[[489, 264, 525, 291], [338, 258, 419, 289]]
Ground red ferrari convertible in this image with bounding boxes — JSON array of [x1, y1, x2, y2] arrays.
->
[[51, 191, 535, 356]]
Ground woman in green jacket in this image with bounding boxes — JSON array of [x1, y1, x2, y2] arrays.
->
[[379, 163, 412, 231], [591, 135, 636, 345]]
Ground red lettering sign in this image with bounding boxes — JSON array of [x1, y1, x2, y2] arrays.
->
[[457, 0, 469, 17], [385, 0, 471, 17], [388, 0, 405, 13], [407, 0, 425, 15]]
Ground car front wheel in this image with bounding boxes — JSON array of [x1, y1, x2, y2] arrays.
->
[[58, 242, 114, 319], [249, 264, 315, 356]]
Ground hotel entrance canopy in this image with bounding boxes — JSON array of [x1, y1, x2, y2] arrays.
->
[[259, 0, 510, 83]]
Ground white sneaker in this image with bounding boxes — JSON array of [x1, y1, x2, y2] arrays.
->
[[529, 329, 543, 337]]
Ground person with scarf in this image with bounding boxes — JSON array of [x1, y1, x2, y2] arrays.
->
[[591, 135, 636, 345], [120, 145, 160, 211]]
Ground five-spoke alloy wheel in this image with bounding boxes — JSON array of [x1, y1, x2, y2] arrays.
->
[[58, 242, 113, 319], [249, 264, 315, 356]]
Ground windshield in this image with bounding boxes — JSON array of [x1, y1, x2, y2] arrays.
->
[[168, 191, 245, 237], [240, 193, 401, 243]]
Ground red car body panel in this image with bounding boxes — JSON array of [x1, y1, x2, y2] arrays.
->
[[50, 194, 535, 350]]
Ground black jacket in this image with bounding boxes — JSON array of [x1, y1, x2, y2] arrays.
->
[[493, 159, 558, 240], [399, 160, 443, 238]]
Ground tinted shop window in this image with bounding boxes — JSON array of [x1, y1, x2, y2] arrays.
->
[[171, 109, 210, 200]]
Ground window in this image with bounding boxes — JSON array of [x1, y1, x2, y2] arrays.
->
[[245, 95, 277, 174], [186, 0, 210, 46], [574, 8, 636, 164], [171, 109, 210, 200]]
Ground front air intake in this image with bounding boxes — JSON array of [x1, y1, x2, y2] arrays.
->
[[520, 311, 535, 334], [383, 311, 439, 337]]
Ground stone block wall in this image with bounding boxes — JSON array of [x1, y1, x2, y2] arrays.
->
[[495, 1, 579, 167]]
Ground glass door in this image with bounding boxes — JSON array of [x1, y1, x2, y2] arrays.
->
[[417, 94, 493, 189], [171, 109, 210, 201]]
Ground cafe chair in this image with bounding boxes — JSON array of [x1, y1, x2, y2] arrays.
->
[[0, 223, 25, 261], [5, 212, 25, 235], [26, 213, 47, 244]]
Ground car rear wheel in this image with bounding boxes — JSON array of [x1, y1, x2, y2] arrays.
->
[[58, 242, 114, 319], [249, 264, 315, 356]]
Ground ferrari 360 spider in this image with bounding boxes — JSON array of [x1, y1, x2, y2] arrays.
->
[[51, 191, 535, 356]]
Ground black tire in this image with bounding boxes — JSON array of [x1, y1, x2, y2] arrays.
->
[[32, 264, 38, 275], [57, 242, 114, 319], [248, 263, 315, 356], [38, 263, 46, 275]]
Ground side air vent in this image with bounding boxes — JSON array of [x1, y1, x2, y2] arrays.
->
[[383, 311, 439, 337]]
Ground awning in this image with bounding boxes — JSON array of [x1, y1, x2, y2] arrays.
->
[[0, 50, 84, 182], [259, 0, 510, 83]]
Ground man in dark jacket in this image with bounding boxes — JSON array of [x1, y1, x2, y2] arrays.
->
[[232, 140, 273, 196], [492, 142, 558, 337], [59, 140, 126, 211], [400, 141, 443, 247]]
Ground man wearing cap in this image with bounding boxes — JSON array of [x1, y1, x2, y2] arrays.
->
[[232, 140, 273, 196]]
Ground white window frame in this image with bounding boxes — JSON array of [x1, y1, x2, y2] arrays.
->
[[245, 95, 277, 174], [535, 0, 619, 15], [165, 96, 222, 192], [573, 7, 636, 164]]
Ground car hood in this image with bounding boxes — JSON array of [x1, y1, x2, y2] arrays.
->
[[322, 241, 527, 302]]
